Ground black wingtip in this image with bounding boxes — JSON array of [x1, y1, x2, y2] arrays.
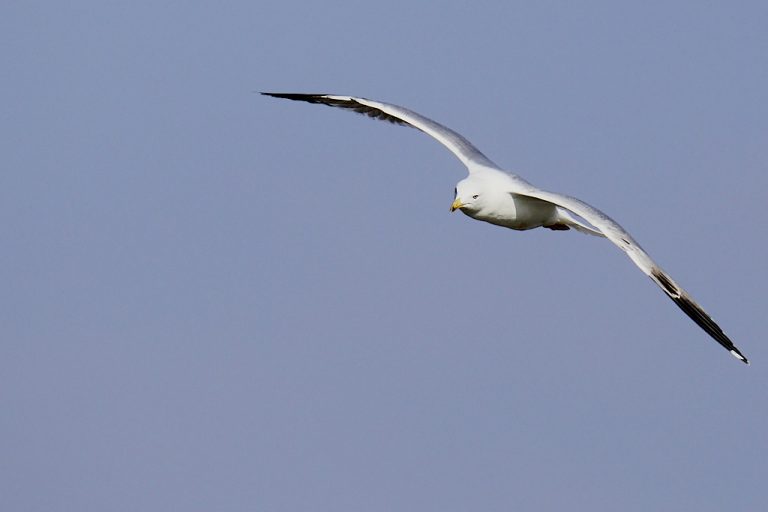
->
[[732, 348, 750, 365], [651, 269, 750, 365], [260, 92, 328, 102]]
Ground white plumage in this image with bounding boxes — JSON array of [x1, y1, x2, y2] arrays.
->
[[263, 92, 749, 364]]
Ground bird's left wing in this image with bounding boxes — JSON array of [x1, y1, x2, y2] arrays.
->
[[506, 176, 749, 364], [262, 93, 498, 171]]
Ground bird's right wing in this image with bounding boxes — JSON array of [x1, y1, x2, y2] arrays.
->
[[262, 93, 499, 171]]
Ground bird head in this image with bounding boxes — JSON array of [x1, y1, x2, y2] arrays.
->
[[451, 180, 482, 213]]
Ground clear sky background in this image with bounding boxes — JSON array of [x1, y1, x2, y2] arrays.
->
[[2, 2, 767, 511]]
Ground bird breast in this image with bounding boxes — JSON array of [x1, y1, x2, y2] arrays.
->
[[465, 193, 557, 231]]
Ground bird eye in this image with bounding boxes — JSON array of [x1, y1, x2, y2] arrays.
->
[[454, 188, 457, 198], [472, 194, 479, 199]]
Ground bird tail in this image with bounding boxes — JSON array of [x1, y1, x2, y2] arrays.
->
[[550, 207, 606, 237]]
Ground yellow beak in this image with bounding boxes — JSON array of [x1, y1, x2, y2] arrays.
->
[[450, 198, 464, 212]]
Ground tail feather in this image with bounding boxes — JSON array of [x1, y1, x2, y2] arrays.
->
[[553, 207, 605, 237]]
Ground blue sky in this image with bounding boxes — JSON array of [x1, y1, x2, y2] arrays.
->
[[2, 2, 767, 510]]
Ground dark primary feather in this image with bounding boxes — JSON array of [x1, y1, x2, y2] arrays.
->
[[261, 93, 411, 127], [652, 269, 748, 364]]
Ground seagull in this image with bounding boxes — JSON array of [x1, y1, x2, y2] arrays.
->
[[262, 92, 749, 364]]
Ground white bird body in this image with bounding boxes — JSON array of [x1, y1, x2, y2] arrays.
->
[[263, 92, 749, 364], [463, 191, 555, 230], [458, 174, 554, 230], [455, 171, 603, 234]]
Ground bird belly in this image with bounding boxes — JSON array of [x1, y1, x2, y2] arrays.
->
[[464, 195, 557, 230]]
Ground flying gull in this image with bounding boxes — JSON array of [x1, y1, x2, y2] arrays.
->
[[262, 92, 749, 364]]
